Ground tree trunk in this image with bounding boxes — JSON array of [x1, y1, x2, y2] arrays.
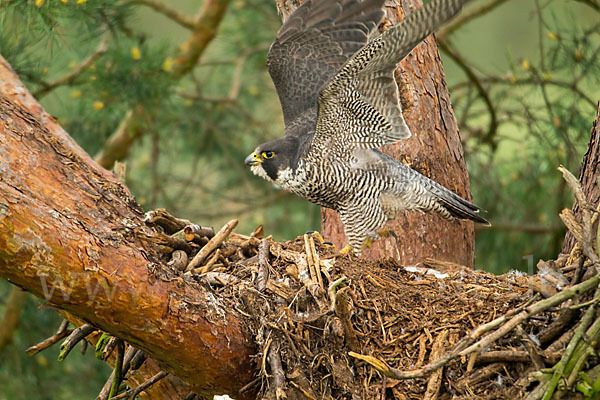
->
[[562, 102, 600, 254], [318, 0, 476, 267], [0, 55, 255, 399]]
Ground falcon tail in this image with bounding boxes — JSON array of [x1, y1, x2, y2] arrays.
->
[[432, 185, 490, 226]]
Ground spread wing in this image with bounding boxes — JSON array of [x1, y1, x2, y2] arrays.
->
[[311, 0, 469, 155], [267, 0, 386, 128]]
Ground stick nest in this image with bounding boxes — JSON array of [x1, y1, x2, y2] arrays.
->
[[144, 205, 600, 400]]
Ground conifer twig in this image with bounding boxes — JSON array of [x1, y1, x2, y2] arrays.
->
[[35, 34, 109, 98]]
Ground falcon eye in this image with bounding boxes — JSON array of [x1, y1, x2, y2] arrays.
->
[[262, 151, 275, 159]]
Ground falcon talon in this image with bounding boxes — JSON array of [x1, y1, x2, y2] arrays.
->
[[339, 245, 354, 256], [312, 231, 325, 244], [245, 0, 487, 254], [377, 229, 391, 238]]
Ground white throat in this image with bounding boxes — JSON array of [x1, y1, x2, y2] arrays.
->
[[250, 164, 273, 182]]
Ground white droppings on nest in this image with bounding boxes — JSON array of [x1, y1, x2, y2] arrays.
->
[[203, 291, 227, 323], [403, 265, 449, 279], [507, 269, 527, 277]]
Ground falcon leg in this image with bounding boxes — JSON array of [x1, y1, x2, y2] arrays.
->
[[339, 244, 354, 255]]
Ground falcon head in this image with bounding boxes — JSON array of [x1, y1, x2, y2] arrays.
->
[[245, 136, 300, 184]]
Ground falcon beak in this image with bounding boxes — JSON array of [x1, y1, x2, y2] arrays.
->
[[245, 152, 262, 166]]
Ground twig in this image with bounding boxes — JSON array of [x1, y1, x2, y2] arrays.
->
[[138, 231, 193, 254], [97, 344, 138, 400], [26, 319, 71, 356], [35, 34, 109, 98], [184, 224, 215, 239], [335, 287, 359, 352], [268, 344, 287, 400], [328, 277, 347, 312], [109, 370, 168, 400], [439, 39, 497, 149], [94, 109, 138, 169], [288, 381, 317, 400], [102, 336, 118, 361], [240, 237, 260, 258], [185, 219, 238, 272], [126, 0, 196, 29], [542, 286, 600, 399], [58, 324, 95, 361], [517, 325, 544, 370], [559, 209, 584, 244], [450, 76, 597, 109], [108, 340, 125, 399], [129, 350, 147, 371], [173, 0, 232, 77], [537, 308, 577, 344], [304, 234, 323, 290], [437, 0, 511, 39], [188, 249, 221, 275], [143, 209, 195, 235], [474, 350, 560, 365], [558, 166, 600, 267], [257, 239, 270, 292], [423, 330, 448, 400]]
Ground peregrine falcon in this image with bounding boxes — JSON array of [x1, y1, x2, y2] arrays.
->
[[245, 0, 488, 252]]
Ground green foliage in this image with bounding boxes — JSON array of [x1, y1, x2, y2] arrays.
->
[[446, 1, 600, 273]]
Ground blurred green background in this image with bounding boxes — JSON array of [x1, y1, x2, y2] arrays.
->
[[0, 0, 599, 398]]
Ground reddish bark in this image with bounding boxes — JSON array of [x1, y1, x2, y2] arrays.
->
[[562, 102, 600, 254], [318, 0, 477, 267], [0, 56, 255, 399]]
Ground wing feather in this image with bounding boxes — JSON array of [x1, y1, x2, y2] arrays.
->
[[312, 0, 470, 154], [267, 0, 386, 127]]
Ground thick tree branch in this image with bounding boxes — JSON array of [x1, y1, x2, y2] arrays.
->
[[173, 0, 232, 77], [0, 55, 255, 399]]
